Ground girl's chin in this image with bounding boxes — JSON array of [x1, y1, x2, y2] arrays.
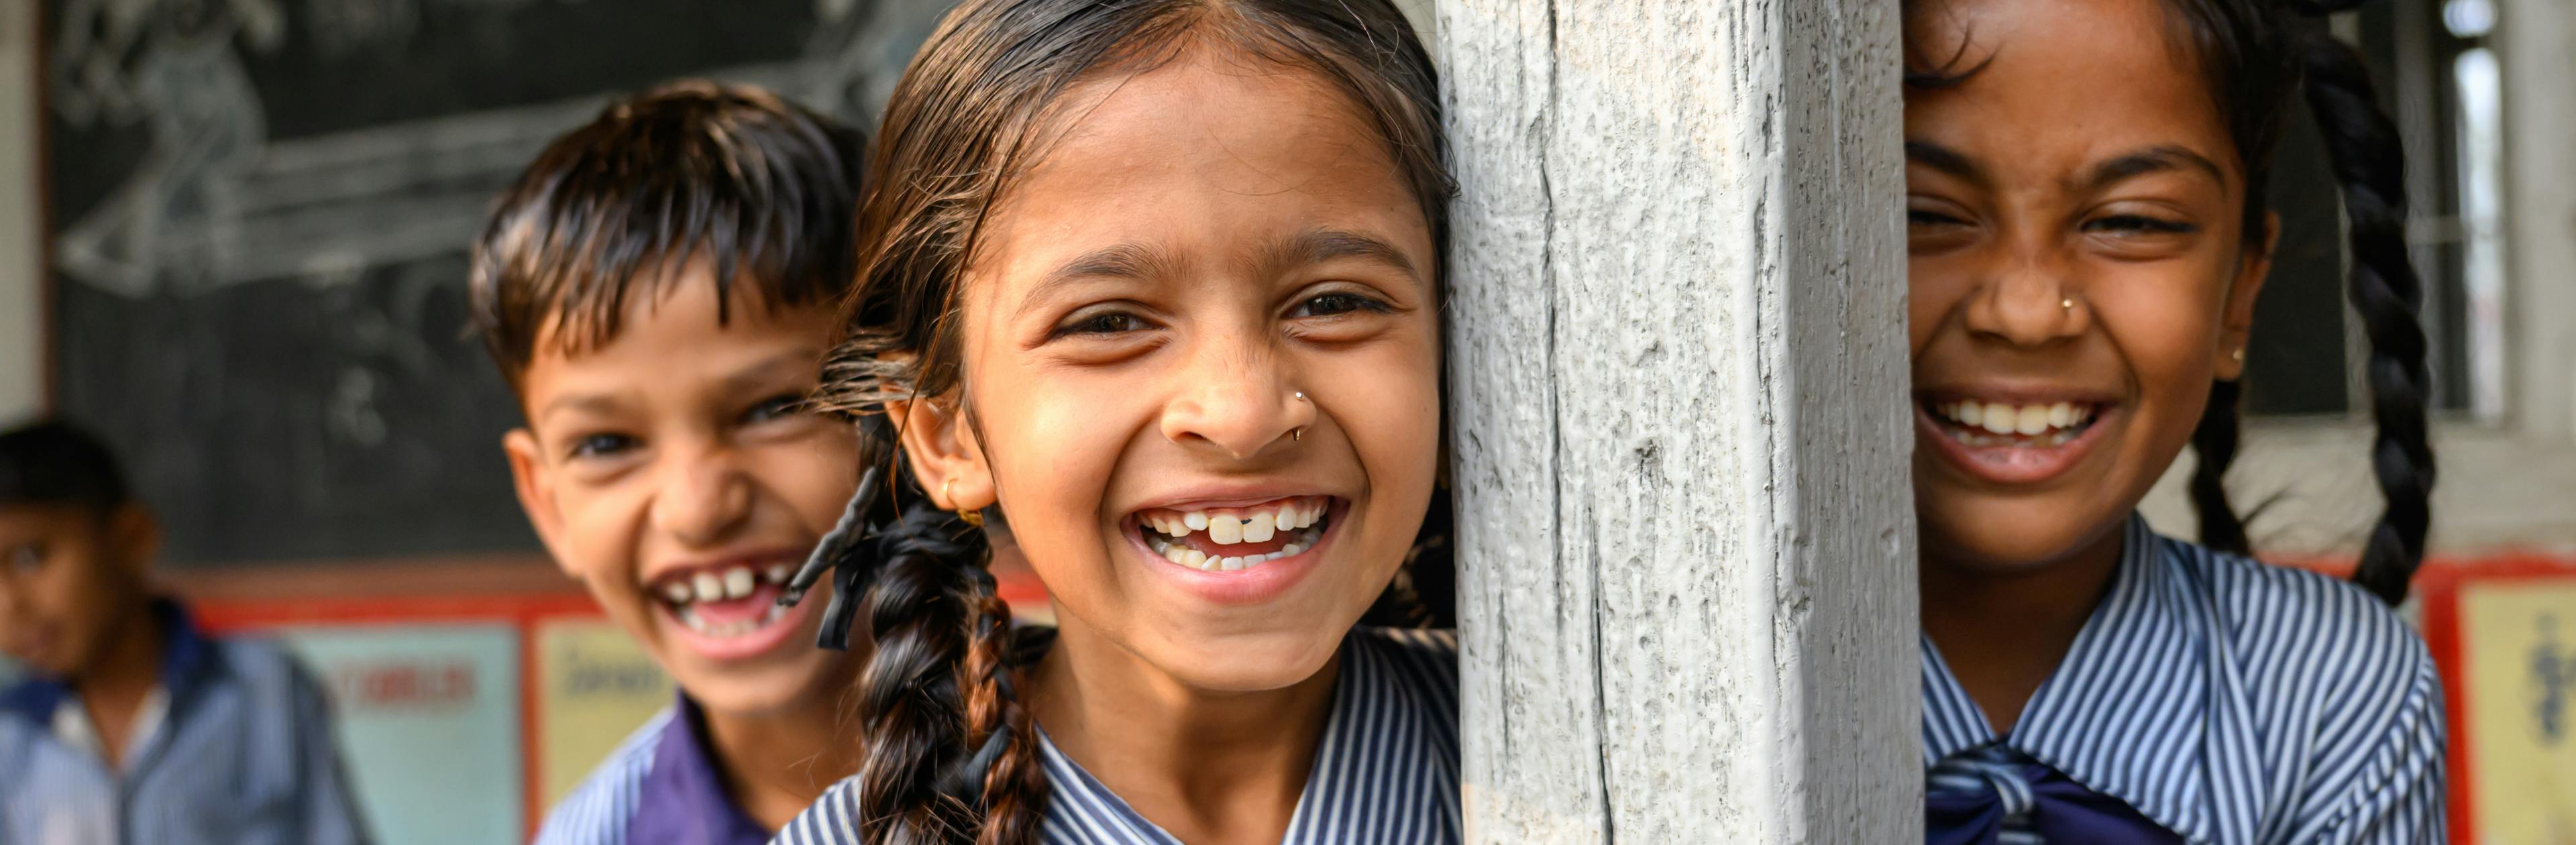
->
[[1130, 626, 1348, 693]]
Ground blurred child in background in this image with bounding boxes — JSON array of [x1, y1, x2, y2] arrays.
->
[[0, 418, 370, 844], [471, 81, 874, 843]]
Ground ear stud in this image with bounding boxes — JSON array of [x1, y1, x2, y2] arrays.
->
[[2061, 298, 2076, 311], [943, 477, 983, 528]]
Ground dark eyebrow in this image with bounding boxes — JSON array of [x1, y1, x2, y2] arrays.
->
[[1904, 140, 1986, 184], [538, 392, 624, 423], [1020, 241, 1185, 316], [2082, 145, 2229, 191], [1261, 227, 1420, 282], [718, 351, 822, 398]]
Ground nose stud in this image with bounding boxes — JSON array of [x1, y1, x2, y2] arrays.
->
[[2061, 298, 2076, 311], [1293, 391, 1308, 403]]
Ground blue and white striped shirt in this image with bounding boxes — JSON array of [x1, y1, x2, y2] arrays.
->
[[1923, 517, 2447, 844], [532, 708, 670, 845], [773, 626, 1460, 845], [0, 600, 371, 845]]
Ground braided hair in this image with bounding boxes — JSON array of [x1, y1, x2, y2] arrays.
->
[[802, 1, 1452, 842], [2163, 0, 2436, 604]]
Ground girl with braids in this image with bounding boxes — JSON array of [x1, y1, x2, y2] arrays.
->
[[1902, 0, 2443, 842], [772, 0, 1457, 842]]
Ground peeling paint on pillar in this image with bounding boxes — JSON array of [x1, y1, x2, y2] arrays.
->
[[1436, 1, 1918, 841]]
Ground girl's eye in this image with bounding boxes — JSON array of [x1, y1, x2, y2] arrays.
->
[[1289, 292, 1393, 319], [2086, 214, 2198, 235], [568, 433, 638, 460], [1908, 209, 1969, 228], [743, 394, 807, 425], [1053, 311, 1147, 338]]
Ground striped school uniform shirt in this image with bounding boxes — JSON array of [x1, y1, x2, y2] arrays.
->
[[1923, 517, 2447, 844], [535, 694, 773, 845], [773, 626, 1460, 845], [0, 600, 371, 845]]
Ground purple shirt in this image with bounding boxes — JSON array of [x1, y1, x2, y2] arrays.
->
[[531, 693, 769, 845]]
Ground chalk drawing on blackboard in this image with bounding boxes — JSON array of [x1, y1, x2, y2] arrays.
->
[[50, 0, 287, 298]]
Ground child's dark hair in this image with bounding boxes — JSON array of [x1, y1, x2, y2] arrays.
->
[[1907, 0, 2435, 604], [0, 419, 132, 518], [467, 80, 868, 386], [812, 1, 1451, 842]]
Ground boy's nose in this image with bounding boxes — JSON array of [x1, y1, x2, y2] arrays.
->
[[649, 447, 754, 547], [1159, 343, 1314, 461]]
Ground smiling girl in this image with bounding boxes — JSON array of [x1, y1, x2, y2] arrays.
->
[[1902, 0, 2443, 842], [771, 1, 1457, 843]]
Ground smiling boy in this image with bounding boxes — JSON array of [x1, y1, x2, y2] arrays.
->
[[470, 82, 871, 843]]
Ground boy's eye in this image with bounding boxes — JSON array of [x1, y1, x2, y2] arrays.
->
[[1908, 209, 1969, 228], [567, 433, 638, 459], [743, 394, 808, 425], [2085, 214, 2198, 235], [3, 542, 42, 573], [1289, 292, 1392, 319], [1053, 311, 1148, 338]]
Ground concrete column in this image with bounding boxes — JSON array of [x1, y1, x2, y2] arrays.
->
[[0, 0, 42, 423], [2498, 0, 2576, 447], [1436, 1, 1918, 842]]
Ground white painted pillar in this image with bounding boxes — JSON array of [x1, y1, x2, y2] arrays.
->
[[1436, 1, 1918, 841], [0, 0, 43, 423]]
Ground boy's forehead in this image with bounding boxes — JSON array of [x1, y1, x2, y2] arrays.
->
[[516, 274, 842, 418], [0, 502, 99, 538]]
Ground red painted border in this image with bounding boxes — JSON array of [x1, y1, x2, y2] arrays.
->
[[191, 572, 1049, 839], [2408, 555, 2576, 845]]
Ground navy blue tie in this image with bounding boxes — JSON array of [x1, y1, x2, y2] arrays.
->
[[1925, 745, 2187, 845]]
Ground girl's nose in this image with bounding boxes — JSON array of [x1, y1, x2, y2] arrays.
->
[[1962, 256, 2090, 347], [1159, 342, 1316, 461], [649, 445, 754, 547]]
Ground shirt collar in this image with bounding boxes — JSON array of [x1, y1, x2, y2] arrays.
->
[[1921, 517, 2235, 843], [1, 598, 211, 728], [1035, 628, 1448, 844], [629, 693, 771, 845]]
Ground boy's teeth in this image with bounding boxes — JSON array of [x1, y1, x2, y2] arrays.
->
[[722, 567, 755, 599]]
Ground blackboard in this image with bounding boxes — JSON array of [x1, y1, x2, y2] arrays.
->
[[43, 0, 951, 566]]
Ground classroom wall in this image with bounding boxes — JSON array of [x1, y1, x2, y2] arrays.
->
[[0, 0, 41, 425]]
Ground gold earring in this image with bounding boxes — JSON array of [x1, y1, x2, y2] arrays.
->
[[943, 478, 983, 528], [2233, 348, 2246, 363], [1292, 427, 1304, 441]]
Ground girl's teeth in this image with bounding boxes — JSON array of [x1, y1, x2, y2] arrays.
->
[[692, 572, 724, 602], [662, 582, 693, 603], [1183, 512, 1210, 531], [722, 567, 756, 599], [1242, 513, 1276, 543], [1209, 515, 1244, 544], [1937, 400, 2096, 441]]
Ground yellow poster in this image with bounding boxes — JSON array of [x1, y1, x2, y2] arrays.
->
[[533, 618, 676, 808], [2461, 579, 2576, 844]]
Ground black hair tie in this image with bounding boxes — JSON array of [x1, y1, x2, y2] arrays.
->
[[780, 462, 887, 651]]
